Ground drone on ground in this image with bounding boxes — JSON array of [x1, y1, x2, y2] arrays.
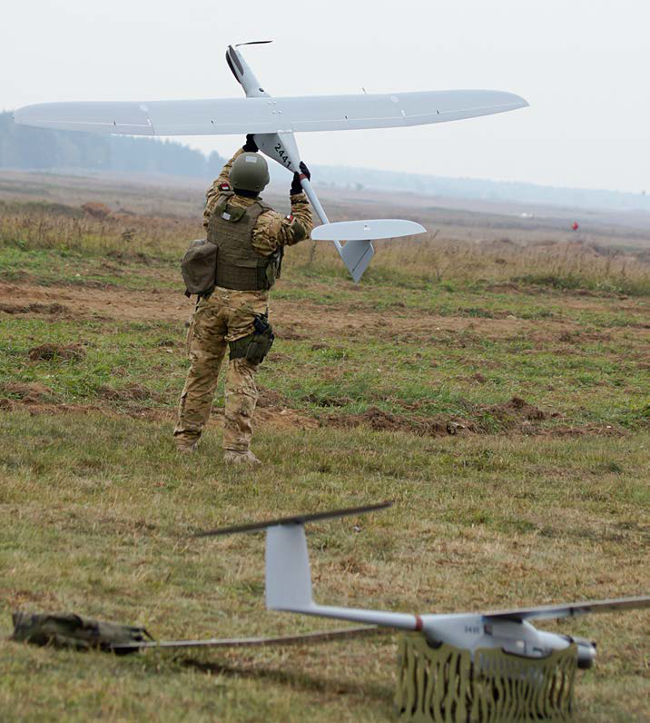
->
[[193, 501, 650, 721], [13, 42, 528, 281]]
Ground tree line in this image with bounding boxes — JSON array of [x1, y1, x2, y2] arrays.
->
[[0, 112, 224, 178]]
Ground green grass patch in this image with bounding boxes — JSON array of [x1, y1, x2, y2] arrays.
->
[[0, 414, 649, 721]]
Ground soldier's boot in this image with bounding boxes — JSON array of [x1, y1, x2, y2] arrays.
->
[[224, 450, 262, 467]]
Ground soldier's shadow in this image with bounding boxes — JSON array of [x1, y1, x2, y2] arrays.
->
[[180, 656, 393, 703]]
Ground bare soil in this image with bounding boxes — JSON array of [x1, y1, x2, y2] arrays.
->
[[2, 278, 645, 437], [28, 343, 86, 361]]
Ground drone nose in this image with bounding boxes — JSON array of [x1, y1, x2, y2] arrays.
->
[[575, 638, 597, 669]]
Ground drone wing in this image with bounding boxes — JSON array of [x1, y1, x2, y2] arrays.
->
[[14, 89, 527, 136], [113, 625, 388, 651], [484, 596, 650, 622]]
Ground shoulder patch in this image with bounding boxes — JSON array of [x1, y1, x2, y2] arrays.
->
[[219, 183, 231, 191], [286, 214, 294, 221]]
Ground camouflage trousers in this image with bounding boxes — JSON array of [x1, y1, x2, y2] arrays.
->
[[174, 287, 269, 452]]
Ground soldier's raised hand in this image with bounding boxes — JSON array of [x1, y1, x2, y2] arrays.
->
[[290, 162, 311, 195]]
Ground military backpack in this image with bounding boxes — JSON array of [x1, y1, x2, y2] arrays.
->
[[10, 611, 153, 655]]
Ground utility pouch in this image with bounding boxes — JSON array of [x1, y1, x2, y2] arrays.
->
[[181, 238, 218, 297], [10, 611, 154, 655], [229, 315, 274, 365], [265, 247, 284, 288]]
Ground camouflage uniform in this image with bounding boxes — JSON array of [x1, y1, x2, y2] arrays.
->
[[174, 149, 312, 457]]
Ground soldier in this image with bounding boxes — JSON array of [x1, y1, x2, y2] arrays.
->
[[174, 136, 313, 466]]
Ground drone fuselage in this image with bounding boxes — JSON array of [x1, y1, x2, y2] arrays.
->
[[421, 613, 596, 669]]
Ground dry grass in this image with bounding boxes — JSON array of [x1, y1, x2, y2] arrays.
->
[[292, 233, 650, 296], [0, 174, 649, 721], [3, 194, 649, 296], [0, 415, 649, 722], [0, 201, 200, 260]]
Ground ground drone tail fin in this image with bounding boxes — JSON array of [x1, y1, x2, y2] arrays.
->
[[265, 523, 313, 610], [193, 501, 425, 631], [193, 502, 393, 612]]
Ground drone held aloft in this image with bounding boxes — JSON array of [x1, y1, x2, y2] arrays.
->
[[13, 42, 529, 281]]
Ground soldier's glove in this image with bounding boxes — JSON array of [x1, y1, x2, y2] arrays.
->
[[290, 162, 311, 195], [243, 134, 258, 153]]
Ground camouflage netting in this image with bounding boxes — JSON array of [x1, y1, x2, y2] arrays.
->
[[395, 634, 577, 722]]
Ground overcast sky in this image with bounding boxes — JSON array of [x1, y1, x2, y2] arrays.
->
[[2, 0, 648, 193]]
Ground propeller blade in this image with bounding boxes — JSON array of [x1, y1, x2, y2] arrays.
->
[[192, 501, 393, 538], [235, 40, 273, 47]]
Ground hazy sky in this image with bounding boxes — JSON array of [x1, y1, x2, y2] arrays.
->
[[2, 0, 648, 193]]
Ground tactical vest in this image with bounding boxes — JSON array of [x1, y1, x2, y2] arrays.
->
[[207, 192, 283, 291]]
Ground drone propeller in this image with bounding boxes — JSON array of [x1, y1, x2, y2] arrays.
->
[[192, 500, 393, 538], [235, 40, 273, 47]]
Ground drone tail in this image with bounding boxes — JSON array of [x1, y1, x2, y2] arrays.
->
[[339, 240, 375, 284], [264, 520, 421, 631], [265, 523, 314, 610], [194, 501, 421, 631], [261, 504, 421, 631], [311, 219, 426, 283]]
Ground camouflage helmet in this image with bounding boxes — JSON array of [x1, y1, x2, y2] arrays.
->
[[230, 152, 270, 193]]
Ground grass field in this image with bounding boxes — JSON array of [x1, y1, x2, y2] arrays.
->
[[0, 175, 649, 722]]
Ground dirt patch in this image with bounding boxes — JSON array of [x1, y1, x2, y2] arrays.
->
[[251, 386, 318, 430], [325, 397, 556, 437], [476, 396, 547, 431], [254, 406, 319, 431], [265, 352, 291, 364], [0, 382, 57, 404], [0, 302, 69, 315], [97, 383, 154, 402], [28, 343, 86, 361], [2, 281, 639, 350], [255, 386, 290, 409], [325, 406, 451, 437], [276, 326, 307, 341], [0, 282, 193, 323]]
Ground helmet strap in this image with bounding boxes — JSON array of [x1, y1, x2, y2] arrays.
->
[[233, 188, 259, 199]]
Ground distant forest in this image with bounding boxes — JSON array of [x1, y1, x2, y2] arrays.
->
[[2, 111, 649, 213], [0, 112, 224, 178]]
